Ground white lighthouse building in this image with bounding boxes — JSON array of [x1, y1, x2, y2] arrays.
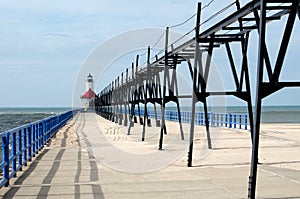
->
[[81, 73, 98, 111]]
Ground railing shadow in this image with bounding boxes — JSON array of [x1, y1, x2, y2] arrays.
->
[[2, 148, 50, 198]]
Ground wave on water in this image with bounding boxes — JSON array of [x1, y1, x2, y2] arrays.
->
[[0, 107, 72, 133]]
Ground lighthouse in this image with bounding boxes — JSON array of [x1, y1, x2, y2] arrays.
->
[[81, 73, 99, 112]]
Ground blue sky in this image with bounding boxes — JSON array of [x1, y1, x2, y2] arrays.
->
[[0, 0, 299, 107]]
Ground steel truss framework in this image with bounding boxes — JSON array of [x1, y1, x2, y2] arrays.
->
[[96, 0, 300, 198]]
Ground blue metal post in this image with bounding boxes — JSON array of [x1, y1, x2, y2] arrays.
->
[[18, 129, 23, 171], [42, 120, 46, 146], [39, 122, 42, 150], [3, 132, 10, 186], [221, 113, 223, 127], [42, 120, 45, 145], [44, 120, 48, 142], [245, 114, 248, 130], [23, 128, 27, 166], [36, 123, 39, 150], [12, 132, 17, 177], [28, 126, 32, 161], [234, 114, 237, 128], [50, 118, 53, 137], [229, 114, 232, 128], [226, 113, 228, 127], [239, 114, 242, 129], [47, 119, 50, 141], [32, 124, 36, 156]]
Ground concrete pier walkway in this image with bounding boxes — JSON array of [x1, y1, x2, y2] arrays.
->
[[1, 113, 300, 198]]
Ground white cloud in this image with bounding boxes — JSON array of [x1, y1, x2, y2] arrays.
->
[[0, 0, 299, 106]]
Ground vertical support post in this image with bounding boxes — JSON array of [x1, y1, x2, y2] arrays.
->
[[124, 69, 129, 126], [32, 124, 36, 156], [203, 101, 212, 148], [248, 1, 266, 198], [245, 114, 248, 130], [203, 32, 214, 149], [142, 46, 151, 141], [116, 76, 120, 124], [241, 31, 254, 141], [12, 132, 17, 177], [128, 63, 135, 134], [28, 125, 32, 161], [234, 114, 237, 128], [135, 58, 143, 125], [188, 2, 201, 167], [18, 129, 23, 170], [154, 101, 160, 127], [155, 64, 162, 127], [43, 121, 46, 145], [3, 132, 10, 186], [47, 119, 50, 141], [35, 123, 38, 152], [114, 79, 118, 123], [159, 27, 169, 150], [239, 114, 242, 129], [112, 80, 115, 122], [176, 92, 184, 140], [230, 114, 233, 128], [221, 113, 224, 127], [128, 58, 139, 134], [39, 123, 42, 150], [23, 128, 27, 166]]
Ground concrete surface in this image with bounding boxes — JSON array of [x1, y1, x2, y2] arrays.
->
[[0, 112, 299, 198]]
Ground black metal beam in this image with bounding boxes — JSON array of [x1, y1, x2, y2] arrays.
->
[[248, 1, 266, 198], [159, 27, 169, 150], [95, 2, 299, 198], [272, 1, 298, 83], [225, 42, 240, 90], [188, 2, 201, 167]]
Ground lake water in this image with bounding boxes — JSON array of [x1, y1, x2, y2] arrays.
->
[[1, 106, 299, 133]]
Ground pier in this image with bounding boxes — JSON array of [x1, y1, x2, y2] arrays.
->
[[0, 0, 299, 198], [95, 1, 300, 197], [1, 112, 300, 198]]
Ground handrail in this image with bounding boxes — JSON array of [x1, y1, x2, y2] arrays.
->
[[0, 109, 78, 188], [146, 109, 249, 130], [106, 108, 249, 130]]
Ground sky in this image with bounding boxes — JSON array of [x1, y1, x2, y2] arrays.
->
[[0, 0, 299, 107]]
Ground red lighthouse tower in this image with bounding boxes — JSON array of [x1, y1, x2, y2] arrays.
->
[[80, 73, 99, 112]]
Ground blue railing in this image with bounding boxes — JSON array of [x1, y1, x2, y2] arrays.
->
[[130, 109, 249, 130], [161, 111, 248, 130], [0, 110, 76, 188]]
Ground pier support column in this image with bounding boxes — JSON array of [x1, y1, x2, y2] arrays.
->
[[248, 1, 266, 198]]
